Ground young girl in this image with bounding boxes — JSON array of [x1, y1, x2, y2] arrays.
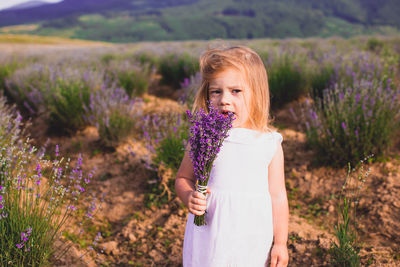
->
[[175, 46, 289, 267]]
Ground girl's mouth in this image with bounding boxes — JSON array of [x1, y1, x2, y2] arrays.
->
[[221, 110, 235, 118]]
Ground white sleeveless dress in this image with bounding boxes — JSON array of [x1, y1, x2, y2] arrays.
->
[[182, 128, 283, 267]]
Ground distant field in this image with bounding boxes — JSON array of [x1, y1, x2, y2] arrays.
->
[[0, 33, 109, 45]]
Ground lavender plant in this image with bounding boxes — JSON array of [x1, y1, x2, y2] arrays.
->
[[178, 72, 202, 111], [141, 111, 189, 171], [0, 95, 97, 266], [46, 67, 104, 132], [5, 63, 49, 116], [6, 63, 104, 132], [158, 53, 199, 89], [186, 105, 233, 226], [85, 85, 142, 147], [266, 53, 308, 109], [137, 110, 189, 208], [105, 59, 152, 97], [0, 57, 19, 92], [329, 160, 371, 267], [300, 73, 400, 166], [0, 94, 23, 144]]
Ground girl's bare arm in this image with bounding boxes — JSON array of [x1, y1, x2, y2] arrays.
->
[[175, 150, 208, 216], [268, 143, 289, 266]]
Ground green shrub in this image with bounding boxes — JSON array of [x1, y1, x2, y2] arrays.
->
[[366, 38, 384, 52], [142, 112, 188, 173], [310, 65, 335, 99], [158, 53, 199, 89], [134, 52, 159, 70], [105, 59, 152, 97], [267, 54, 308, 109], [154, 134, 186, 172], [85, 86, 141, 147], [48, 75, 94, 132], [0, 60, 18, 92]]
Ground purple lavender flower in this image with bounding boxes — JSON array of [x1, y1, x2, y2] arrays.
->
[[16, 227, 32, 249], [186, 104, 234, 225]]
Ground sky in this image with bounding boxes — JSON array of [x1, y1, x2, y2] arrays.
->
[[0, 0, 63, 11]]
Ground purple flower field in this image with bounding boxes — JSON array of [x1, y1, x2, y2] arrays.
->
[[0, 36, 399, 266]]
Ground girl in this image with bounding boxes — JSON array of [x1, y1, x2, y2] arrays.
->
[[175, 46, 289, 267]]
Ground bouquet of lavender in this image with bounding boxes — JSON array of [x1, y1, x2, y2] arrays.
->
[[186, 104, 234, 226]]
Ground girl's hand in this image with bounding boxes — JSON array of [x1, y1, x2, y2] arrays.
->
[[187, 188, 211, 216], [270, 244, 288, 267]]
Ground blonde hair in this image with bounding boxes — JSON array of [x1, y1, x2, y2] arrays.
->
[[193, 46, 274, 132]]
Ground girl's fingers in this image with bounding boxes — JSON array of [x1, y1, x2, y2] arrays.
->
[[191, 209, 205, 216], [192, 191, 206, 199], [270, 255, 277, 267]]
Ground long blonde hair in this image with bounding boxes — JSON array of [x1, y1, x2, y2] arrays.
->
[[193, 46, 274, 132]]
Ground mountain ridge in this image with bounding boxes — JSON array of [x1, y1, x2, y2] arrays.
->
[[0, 0, 399, 42]]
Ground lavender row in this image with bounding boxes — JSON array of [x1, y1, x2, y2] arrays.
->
[[0, 94, 100, 265]]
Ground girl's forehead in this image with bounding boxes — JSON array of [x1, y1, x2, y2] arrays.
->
[[209, 68, 248, 86]]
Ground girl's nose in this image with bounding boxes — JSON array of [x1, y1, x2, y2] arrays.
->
[[220, 91, 232, 105]]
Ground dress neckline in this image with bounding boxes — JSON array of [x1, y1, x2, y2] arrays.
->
[[226, 128, 276, 144]]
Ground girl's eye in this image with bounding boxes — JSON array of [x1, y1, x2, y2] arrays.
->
[[210, 90, 221, 95], [232, 89, 242, 94]]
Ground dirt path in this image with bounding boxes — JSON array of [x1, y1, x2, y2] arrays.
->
[[27, 96, 400, 266]]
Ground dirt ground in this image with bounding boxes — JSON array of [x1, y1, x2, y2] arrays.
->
[[27, 96, 400, 267]]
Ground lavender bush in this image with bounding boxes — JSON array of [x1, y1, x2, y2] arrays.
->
[[6, 63, 104, 132], [178, 72, 202, 111], [85, 85, 142, 147], [187, 105, 234, 226], [300, 72, 400, 166], [141, 111, 189, 171], [158, 53, 199, 89], [0, 57, 19, 93], [105, 59, 152, 97], [0, 95, 97, 265], [5, 63, 49, 115], [46, 67, 104, 132], [139, 111, 189, 207], [264, 52, 308, 109]]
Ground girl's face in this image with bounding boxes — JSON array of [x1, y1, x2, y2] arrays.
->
[[208, 68, 252, 128]]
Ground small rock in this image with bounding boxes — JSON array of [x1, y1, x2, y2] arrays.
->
[[381, 204, 390, 212], [295, 243, 306, 253], [298, 230, 305, 238], [136, 229, 145, 237], [102, 241, 119, 255], [291, 168, 299, 178], [178, 209, 184, 216], [328, 205, 335, 213], [317, 237, 331, 250], [128, 233, 137, 243], [149, 249, 164, 262]]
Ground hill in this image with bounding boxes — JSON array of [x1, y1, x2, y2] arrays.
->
[[0, 0, 399, 42], [4, 1, 50, 11]]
